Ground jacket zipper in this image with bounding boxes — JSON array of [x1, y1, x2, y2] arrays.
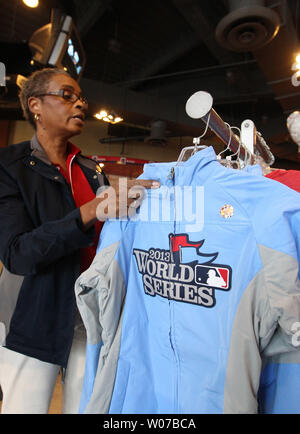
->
[[168, 166, 180, 413], [68, 154, 76, 196]]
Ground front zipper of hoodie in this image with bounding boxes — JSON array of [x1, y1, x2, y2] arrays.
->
[[167, 165, 180, 413]]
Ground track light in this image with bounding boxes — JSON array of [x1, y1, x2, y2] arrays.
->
[[94, 110, 123, 124]]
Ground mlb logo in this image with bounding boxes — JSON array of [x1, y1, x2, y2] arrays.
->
[[195, 264, 231, 290]]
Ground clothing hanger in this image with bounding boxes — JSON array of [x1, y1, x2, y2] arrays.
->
[[217, 123, 242, 169], [252, 155, 272, 175], [216, 122, 233, 167], [225, 126, 243, 169], [176, 112, 211, 165], [253, 132, 274, 175], [237, 122, 272, 174], [269, 167, 285, 172]]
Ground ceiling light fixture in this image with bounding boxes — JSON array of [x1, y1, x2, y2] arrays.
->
[[291, 53, 300, 87], [94, 110, 123, 124], [23, 0, 39, 8], [287, 111, 300, 152]]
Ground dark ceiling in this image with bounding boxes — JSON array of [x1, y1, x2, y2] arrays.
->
[[1, 0, 300, 167]]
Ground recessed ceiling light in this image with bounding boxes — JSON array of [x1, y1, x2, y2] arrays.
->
[[23, 0, 39, 8]]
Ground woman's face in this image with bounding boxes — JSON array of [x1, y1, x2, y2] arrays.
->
[[31, 73, 88, 138]]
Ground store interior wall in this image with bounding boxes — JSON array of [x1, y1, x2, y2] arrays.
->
[[7, 119, 194, 163]]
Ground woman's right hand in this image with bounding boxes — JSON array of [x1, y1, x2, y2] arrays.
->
[[80, 178, 160, 229]]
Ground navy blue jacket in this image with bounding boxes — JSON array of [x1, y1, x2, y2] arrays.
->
[[0, 138, 108, 367]]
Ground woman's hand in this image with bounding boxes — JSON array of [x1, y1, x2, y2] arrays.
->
[[80, 178, 160, 229]]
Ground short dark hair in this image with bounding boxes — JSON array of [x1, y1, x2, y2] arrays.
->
[[18, 67, 70, 129]]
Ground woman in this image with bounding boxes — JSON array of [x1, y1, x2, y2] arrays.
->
[[0, 67, 159, 414]]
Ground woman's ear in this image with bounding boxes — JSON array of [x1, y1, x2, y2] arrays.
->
[[27, 96, 42, 117]]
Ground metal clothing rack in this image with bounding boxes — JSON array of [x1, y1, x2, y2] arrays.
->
[[185, 91, 275, 166]]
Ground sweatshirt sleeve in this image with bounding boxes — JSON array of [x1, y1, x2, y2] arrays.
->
[[221, 172, 300, 414]]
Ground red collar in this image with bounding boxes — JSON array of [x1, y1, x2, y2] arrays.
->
[[67, 142, 81, 158], [52, 142, 81, 183]]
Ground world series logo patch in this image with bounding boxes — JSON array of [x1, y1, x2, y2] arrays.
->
[[133, 233, 232, 308]]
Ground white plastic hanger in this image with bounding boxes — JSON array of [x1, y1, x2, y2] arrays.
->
[[176, 112, 211, 165], [216, 123, 241, 169], [226, 125, 246, 169], [227, 126, 243, 169], [216, 122, 233, 163]]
